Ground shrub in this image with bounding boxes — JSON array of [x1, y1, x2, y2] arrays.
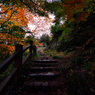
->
[[52, 55, 63, 60], [66, 73, 93, 95]]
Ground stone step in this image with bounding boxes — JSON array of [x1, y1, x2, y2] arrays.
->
[[30, 67, 59, 72], [28, 72, 60, 80], [33, 63, 58, 67], [24, 81, 59, 92], [37, 57, 52, 60], [33, 60, 57, 63]]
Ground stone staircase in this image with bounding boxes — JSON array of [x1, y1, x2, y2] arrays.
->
[[23, 51, 61, 94]]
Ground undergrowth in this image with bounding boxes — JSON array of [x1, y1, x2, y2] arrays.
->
[[44, 48, 95, 95]]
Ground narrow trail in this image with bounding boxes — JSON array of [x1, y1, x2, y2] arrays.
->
[[18, 48, 65, 95]]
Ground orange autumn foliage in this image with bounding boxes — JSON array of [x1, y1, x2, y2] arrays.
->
[[0, 33, 16, 55], [0, 4, 29, 57], [33, 39, 40, 45], [39, 43, 43, 46], [0, 44, 15, 55], [61, 0, 91, 22], [0, 4, 28, 28]]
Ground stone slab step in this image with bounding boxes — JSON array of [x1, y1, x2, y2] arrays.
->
[[28, 72, 60, 80], [33, 60, 57, 63], [24, 81, 59, 91], [37, 57, 52, 60], [30, 67, 59, 72], [33, 63, 58, 67]]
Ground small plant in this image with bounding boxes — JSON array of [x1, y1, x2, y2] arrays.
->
[[52, 55, 63, 60], [52, 55, 59, 59], [64, 50, 68, 55], [50, 54, 52, 57]]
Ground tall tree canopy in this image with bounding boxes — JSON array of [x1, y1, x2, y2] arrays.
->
[[0, 0, 95, 60]]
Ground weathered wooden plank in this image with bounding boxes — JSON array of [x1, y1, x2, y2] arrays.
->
[[0, 67, 18, 95], [0, 40, 33, 94], [23, 45, 31, 52], [22, 52, 31, 65], [0, 52, 18, 74]]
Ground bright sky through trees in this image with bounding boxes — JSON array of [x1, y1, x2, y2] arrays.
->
[[27, 13, 55, 38]]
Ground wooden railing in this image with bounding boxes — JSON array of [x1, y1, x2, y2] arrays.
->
[[0, 40, 37, 95]]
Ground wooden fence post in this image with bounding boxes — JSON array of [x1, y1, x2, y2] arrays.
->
[[15, 44, 23, 76], [33, 45, 37, 56], [29, 40, 33, 57]]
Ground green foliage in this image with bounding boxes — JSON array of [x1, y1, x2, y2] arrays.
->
[[11, 26, 25, 39], [59, 27, 73, 41], [25, 35, 34, 44], [0, 50, 11, 64], [52, 55, 63, 60], [0, 62, 14, 85], [5, 54, 39, 94], [66, 73, 93, 95], [1, 24, 11, 33], [70, 55, 84, 66], [49, 54, 52, 57], [50, 19, 76, 52], [51, 24, 63, 38], [84, 59, 95, 70], [63, 50, 68, 55], [5, 61, 30, 94], [11, 26, 25, 33], [40, 34, 51, 46], [32, 52, 39, 59], [85, 62, 93, 70], [44, 1, 61, 14]]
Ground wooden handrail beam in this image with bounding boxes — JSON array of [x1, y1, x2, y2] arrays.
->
[[0, 40, 35, 94], [0, 52, 19, 74], [0, 67, 18, 95], [22, 52, 31, 65], [23, 44, 31, 52]]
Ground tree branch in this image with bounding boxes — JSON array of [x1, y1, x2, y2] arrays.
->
[[61, 0, 68, 4], [61, 0, 80, 4], [20, 0, 48, 16], [1, 9, 17, 25], [0, 7, 10, 14]]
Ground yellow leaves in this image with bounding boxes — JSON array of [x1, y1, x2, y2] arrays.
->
[[12, 5, 18, 10], [0, 44, 15, 55], [0, 30, 25, 55], [0, 4, 28, 56], [0, 4, 28, 29], [7, 45, 15, 51], [7, 9, 12, 17]]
